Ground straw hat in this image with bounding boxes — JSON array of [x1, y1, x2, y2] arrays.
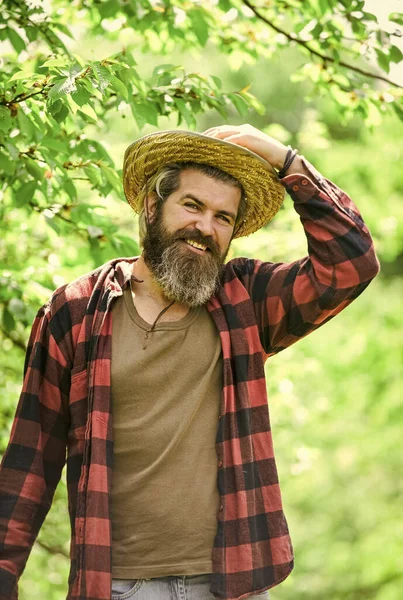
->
[[123, 130, 286, 238]]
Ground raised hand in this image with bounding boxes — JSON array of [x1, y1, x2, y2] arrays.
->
[[203, 124, 290, 171]]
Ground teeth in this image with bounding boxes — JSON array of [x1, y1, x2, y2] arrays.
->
[[186, 239, 207, 251]]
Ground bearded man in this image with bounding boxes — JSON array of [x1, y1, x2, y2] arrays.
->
[[0, 124, 380, 600]]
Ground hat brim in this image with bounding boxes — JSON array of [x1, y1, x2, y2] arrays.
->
[[123, 130, 285, 238]]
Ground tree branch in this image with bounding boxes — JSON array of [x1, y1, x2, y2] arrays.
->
[[242, 0, 402, 89], [8, 88, 48, 105]]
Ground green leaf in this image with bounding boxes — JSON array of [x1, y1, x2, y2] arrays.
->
[[0, 107, 12, 132], [7, 27, 26, 54], [41, 58, 69, 68], [48, 98, 63, 117], [101, 165, 121, 192], [92, 63, 111, 93], [211, 75, 222, 90], [392, 102, 403, 121], [17, 110, 37, 142], [208, 98, 228, 119], [309, 0, 330, 17], [218, 0, 232, 11], [110, 75, 129, 100], [63, 178, 77, 201], [52, 22, 75, 39], [173, 97, 196, 128], [84, 165, 103, 186], [98, 0, 118, 19], [71, 83, 92, 107], [351, 17, 367, 39], [14, 180, 37, 207], [40, 138, 69, 154], [389, 45, 403, 64], [48, 77, 77, 101], [65, 95, 78, 115], [4, 142, 19, 160], [9, 70, 31, 82], [72, 54, 86, 68], [228, 92, 250, 117], [78, 103, 98, 121], [25, 26, 38, 43], [52, 102, 70, 123], [237, 90, 266, 116], [361, 11, 377, 22], [81, 77, 104, 101], [375, 48, 390, 74], [0, 150, 15, 176], [25, 157, 45, 181], [189, 8, 209, 47], [389, 12, 403, 26], [133, 102, 159, 127], [152, 64, 180, 77]]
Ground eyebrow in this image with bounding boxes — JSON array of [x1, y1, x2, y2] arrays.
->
[[179, 193, 237, 222]]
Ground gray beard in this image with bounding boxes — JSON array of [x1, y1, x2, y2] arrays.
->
[[149, 241, 221, 307]]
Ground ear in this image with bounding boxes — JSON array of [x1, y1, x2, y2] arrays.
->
[[144, 192, 158, 225]]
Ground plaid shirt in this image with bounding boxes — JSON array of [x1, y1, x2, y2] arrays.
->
[[0, 157, 380, 600]]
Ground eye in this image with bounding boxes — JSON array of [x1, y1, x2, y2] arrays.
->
[[185, 202, 199, 210], [217, 214, 231, 224]]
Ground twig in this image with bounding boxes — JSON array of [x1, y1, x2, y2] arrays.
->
[[242, 0, 402, 89]]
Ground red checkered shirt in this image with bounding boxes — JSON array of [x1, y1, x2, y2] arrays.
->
[[0, 158, 380, 599]]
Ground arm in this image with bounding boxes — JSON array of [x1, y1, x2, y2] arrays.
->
[[0, 303, 70, 600], [206, 124, 380, 355], [249, 154, 380, 355]]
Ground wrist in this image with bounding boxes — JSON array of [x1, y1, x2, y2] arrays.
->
[[282, 155, 304, 176], [277, 145, 299, 178], [274, 146, 289, 171]]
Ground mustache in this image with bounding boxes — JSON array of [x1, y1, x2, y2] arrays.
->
[[170, 227, 221, 257]]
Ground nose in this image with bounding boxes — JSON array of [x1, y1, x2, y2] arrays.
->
[[195, 212, 214, 237]]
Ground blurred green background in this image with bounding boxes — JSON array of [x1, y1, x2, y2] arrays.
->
[[1, 1, 403, 598]]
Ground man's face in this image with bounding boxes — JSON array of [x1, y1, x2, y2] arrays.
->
[[142, 169, 242, 306]]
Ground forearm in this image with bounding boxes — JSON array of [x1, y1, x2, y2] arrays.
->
[[280, 157, 380, 288]]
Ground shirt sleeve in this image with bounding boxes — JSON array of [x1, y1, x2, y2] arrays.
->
[[243, 155, 381, 357], [0, 302, 70, 600]]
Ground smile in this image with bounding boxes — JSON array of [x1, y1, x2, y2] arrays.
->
[[184, 239, 208, 253]]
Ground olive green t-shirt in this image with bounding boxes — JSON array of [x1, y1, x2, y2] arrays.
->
[[110, 282, 223, 578]]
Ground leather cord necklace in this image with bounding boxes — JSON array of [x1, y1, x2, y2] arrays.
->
[[130, 277, 175, 350]]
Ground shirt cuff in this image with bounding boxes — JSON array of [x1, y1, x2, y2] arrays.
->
[[277, 154, 366, 229], [279, 154, 344, 203]]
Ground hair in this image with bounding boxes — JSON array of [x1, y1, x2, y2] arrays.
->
[[137, 162, 246, 246]]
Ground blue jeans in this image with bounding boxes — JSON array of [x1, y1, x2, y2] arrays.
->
[[111, 574, 270, 599]]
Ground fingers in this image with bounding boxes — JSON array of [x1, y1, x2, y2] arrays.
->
[[202, 128, 247, 144], [202, 124, 252, 138]]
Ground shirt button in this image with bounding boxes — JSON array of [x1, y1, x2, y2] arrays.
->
[[301, 179, 308, 185], [219, 504, 224, 511], [218, 461, 223, 468], [218, 414, 222, 420], [292, 185, 299, 191]]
